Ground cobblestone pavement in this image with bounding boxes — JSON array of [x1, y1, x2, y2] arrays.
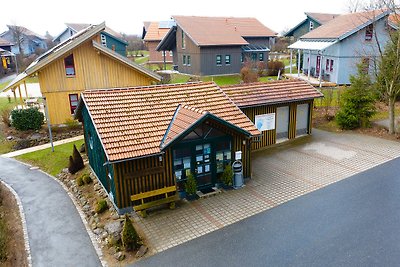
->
[[134, 129, 400, 254]]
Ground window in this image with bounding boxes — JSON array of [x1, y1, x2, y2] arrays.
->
[[169, 51, 173, 56], [241, 53, 244, 63], [326, 59, 330, 71], [181, 30, 186, 49], [309, 21, 314, 31], [69, 94, 79, 114], [100, 34, 107, 46], [225, 55, 231, 65], [330, 59, 334, 72], [187, 55, 191, 66], [365, 24, 373, 41], [162, 51, 166, 57], [183, 55, 186, 65], [251, 53, 257, 61], [216, 55, 222, 65], [64, 54, 75, 76], [259, 53, 264, 62], [88, 131, 93, 150]]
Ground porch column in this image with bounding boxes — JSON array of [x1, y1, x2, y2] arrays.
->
[[289, 49, 293, 74], [18, 85, 23, 108], [297, 49, 301, 77], [307, 50, 311, 80], [24, 81, 28, 98], [12, 89, 17, 103], [319, 53, 323, 88]]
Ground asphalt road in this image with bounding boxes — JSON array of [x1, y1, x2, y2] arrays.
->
[[134, 157, 400, 267]]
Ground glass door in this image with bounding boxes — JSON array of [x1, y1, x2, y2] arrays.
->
[[195, 143, 212, 188]]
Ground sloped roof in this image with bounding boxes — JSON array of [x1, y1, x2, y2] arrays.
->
[[305, 12, 340, 24], [65, 22, 125, 40], [301, 9, 389, 40], [79, 82, 260, 162], [6, 25, 45, 39], [221, 79, 323, 108], [172, 16, 277, 46], [143, 21, 173, 41], [388, 13, 400, 29], [0, 37, 13, 46]]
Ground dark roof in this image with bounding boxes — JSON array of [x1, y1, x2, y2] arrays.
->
[[0, 37, 13, 46], [79, 82, 260, 162], [221, 79, 323, 108]]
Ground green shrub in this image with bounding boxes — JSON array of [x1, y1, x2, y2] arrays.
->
[[267, 60, 285, 76], [81, 173, 92, 184], [10, 107, 44, 131], [0, 216, 7, 262], [76, 176, 84, 186], [64, 118, 81, 130], [221, 165, 233, 186], [121, 214, 139, 251], [185, 172, 197, 195], [95, 199, 108, 214]]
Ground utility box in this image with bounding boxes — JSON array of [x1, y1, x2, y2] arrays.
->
[[232, 160, 243, 189]]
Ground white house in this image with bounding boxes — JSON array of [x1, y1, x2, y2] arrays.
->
[[288, 9, 392, 85]]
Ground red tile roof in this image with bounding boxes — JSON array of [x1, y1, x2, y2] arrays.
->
[[81, 82, 259, 162], [173, 16, 277, 46], [221, 79, 323, 108], [301, 9, 388, 39], [143, 22, 171, 41]]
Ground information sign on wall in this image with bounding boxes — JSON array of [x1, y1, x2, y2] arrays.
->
[[255, 113, 275, 131]]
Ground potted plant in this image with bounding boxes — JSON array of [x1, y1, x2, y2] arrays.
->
[[185, 172, 198, 201], [177, 181, 187, 199], [221, 165, 233, 189]]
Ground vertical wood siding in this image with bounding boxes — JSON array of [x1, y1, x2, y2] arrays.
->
[[38, 37, 155, 124]]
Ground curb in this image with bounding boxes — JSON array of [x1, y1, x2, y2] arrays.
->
[[15, 160, 107, 267], [0, 180, 32, 267]]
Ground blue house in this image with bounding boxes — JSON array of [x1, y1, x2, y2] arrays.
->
[[53, 23, 128, 56], [0, 25, 47, 55], [288, 9, 392, 85], [285, 12, 339, 40]]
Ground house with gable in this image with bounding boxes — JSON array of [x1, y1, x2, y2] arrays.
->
[[288, 9, 392, 85], [53, 23, 128, 56], [142, 21, 175, 64], [0, 25, 47, 55], [157, 16, 277, 75], [3, 22, 161, 125], [285, 12, 340, 40]]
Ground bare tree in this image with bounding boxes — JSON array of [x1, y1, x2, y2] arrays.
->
[[348, 0, 363, 13], [8, 24, 26, 57]]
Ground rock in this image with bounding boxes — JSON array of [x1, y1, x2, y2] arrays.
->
[[104, 221, 122, 236], [6, 136, 14, 140], [136, 245, 148, 258], [111, 214, 120, 220], [94, 184, 101, 191], [100, 232, 108, 240], [93, 228, 103, 235], [79, 143, 86, 153], [30, 133, 42, 140], [114, 252, 125, 261]]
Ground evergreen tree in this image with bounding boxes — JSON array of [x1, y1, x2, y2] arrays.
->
[[336, 61, 376, 129], [121, 214, 139, 251]]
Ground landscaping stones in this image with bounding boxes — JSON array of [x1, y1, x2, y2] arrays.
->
[[135, 245, 148, 258], [114, 252, 125, 261]]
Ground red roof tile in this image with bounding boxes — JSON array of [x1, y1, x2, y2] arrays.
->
[[143, 22, 172, 41], [82, 82, 259, 162], [221, 79, 323, 108]]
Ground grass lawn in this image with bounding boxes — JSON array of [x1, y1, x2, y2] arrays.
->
[[134, 56, 149, 65], [169, 74, 280, 86], [16, 138, 85, 176]]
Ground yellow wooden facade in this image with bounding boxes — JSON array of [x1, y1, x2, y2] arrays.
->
[[38, 37, 157, 124]]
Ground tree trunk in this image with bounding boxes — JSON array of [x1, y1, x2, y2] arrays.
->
[[388, 97, 396, 134]]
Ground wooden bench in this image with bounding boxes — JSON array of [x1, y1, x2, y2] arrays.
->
[[131, 185, 178, 217]]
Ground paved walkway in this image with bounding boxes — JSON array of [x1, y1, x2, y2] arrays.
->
[[134, 129, 400, 253], [0, 157, 101, 267], [1, 135, 84, 158]]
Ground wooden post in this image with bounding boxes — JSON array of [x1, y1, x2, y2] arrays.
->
[[18, 85, 23, 108], [308, 50, 311, 80], [297, 49, 301, 77], [289, 49, 293, 74], [24, 81, 28, 98], [319, 53, 323, 88], [12, 89, 17, 103]]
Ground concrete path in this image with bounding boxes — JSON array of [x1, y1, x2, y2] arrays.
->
[[374, 117, 399, 130], [1, 135, 84, 158], [0, 157, 101, 267], [134, 156, 400, 267]]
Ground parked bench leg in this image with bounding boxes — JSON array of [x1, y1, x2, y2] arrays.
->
[[169, 201, 175, 210], [138, 210, 147, 218]]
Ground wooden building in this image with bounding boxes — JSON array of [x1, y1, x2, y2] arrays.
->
[[157, 16, 277, 75], [3, 22, 161, 125], [222, 79, 323, 150], [76, 82, 260, 214]]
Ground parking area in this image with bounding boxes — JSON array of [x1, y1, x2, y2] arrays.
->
[[133, 129, 400, 254]]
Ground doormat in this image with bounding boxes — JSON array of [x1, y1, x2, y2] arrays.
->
[[200, 187, 215, 194]]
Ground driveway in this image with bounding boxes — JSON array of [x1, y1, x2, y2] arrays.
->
[[133, 129, 400, 254], [0, 157, 102, 267], [134, 153, 400, 267]]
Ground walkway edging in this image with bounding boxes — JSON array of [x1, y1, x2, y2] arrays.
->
[[0, 180, 32, 267], [16, 160, 107, 267]]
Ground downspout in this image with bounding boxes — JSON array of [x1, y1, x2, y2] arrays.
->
[[307, 50, 311, 80], [289, 49, 293, 74], [297, 49, 301, 77]]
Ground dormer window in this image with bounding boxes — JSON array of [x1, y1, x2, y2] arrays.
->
[[309, 21, 314, 31], [365, 24, 373, 41], [64, 54, 75, 76]]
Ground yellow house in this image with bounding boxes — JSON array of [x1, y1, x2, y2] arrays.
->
[[3, 22, 161, 124]]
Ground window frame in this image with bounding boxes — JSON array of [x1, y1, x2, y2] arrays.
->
[[64, 54, 76, 77], [225, 55, 231, 65], [259, 53, 264, 62], [330, 59, 334, 72], [183, 55, 186, 65], [181, 30, 186, 49], [68, 93, 79, 115], [187, 55, 191, 66], [216, 55, 222, 66], [309, 21, 314, 31], [365, 24, 373, 41]]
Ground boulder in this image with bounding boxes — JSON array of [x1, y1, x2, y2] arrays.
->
[[114, 252, 125, 261], [104, 221, 122, 236], [136, 245, 148, 258], [79, 143, 86, 153]]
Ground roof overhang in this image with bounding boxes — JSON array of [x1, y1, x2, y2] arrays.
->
[[288, 39, 337, 51], [284, 18, 308, 37], [156, 26, 177, 51], [242, 44, 270, 52]]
